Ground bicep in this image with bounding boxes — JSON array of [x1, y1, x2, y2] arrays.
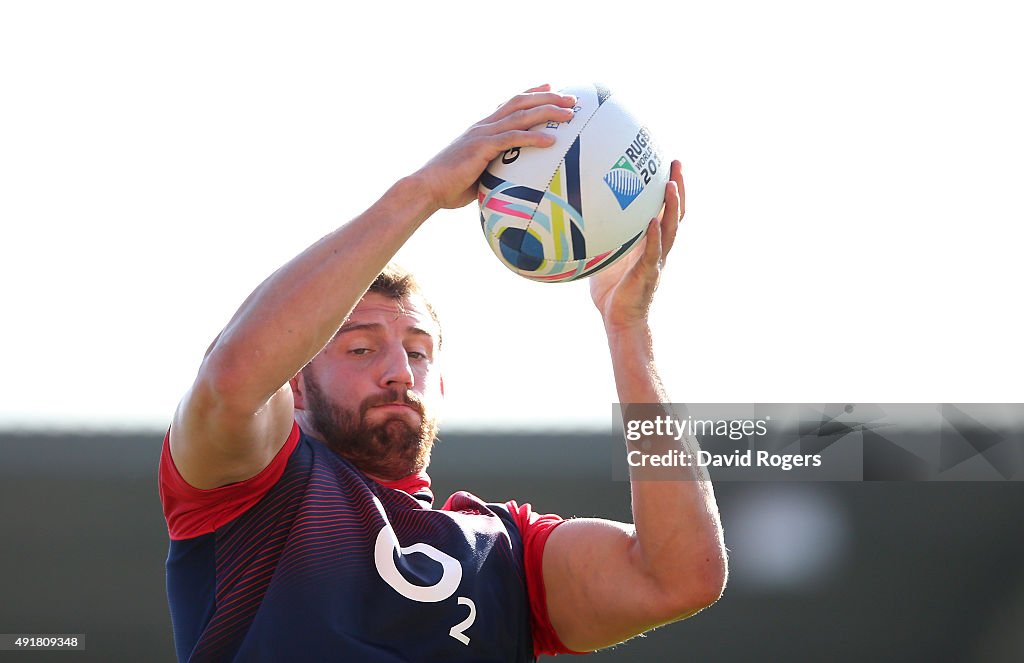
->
[[541, 518, 689, 652], [169, 378, 295, 490]]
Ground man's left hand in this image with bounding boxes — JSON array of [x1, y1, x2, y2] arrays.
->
[[589, 160, 684, 333]]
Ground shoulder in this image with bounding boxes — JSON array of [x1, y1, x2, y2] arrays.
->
[[159, 420, 305, 539], [440, 492, 568, 549]]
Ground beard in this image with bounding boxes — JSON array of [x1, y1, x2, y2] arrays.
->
[[302, 372, 439, 481]]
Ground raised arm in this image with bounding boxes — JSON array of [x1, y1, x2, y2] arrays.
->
[[170, 87, 578, 489], [541, 161, 728, 651]]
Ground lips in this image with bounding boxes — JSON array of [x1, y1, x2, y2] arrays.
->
[[370, 403, 418, 413], [361, 390, 426, 418], [366, 401, 424, 421]]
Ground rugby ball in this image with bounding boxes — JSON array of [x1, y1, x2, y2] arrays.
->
[[478, 83, 668, 282]]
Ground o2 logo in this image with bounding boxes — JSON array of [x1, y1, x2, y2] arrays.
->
[[372, 497, 476, 646]]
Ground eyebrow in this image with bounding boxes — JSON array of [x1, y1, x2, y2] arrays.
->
[[334, 322, 436, 341]]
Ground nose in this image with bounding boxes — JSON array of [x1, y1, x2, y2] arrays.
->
[[378, 344, 415, 390]]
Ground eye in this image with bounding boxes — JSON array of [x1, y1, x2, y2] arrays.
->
[[350, 348, 372, 356], [407, 350, 428, 360]]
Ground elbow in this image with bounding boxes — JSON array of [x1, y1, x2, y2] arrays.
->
[[688, 547, 728, 611], [191, 347, 263, 418], [649, 539, 729, 621], [199, 349, 242, 397]]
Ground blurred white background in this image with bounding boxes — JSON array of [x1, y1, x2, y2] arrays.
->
[[2, 0, 1021, 430]]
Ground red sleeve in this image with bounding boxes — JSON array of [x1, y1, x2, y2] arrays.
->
[[158, 421, 302, 540], [505, 501, 588, 657]]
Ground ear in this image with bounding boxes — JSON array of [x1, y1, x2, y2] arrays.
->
[[290, 371, 307, 411]]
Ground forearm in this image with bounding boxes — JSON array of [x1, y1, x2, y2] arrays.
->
[[202, 174, 437, 410], [607, 324, 727, 603]]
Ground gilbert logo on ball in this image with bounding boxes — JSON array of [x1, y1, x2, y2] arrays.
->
[[479, 83, 668, 282]]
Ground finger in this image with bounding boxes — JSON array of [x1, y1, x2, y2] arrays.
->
[[672, 160, 685, 219], [522, 83, 551, 94], [474, 104, 575, 137], [636, 218, 663, 275], [495, 84, 551, 110], [661, 181, 680, 260], [482, 91, 577, 125], [483, 128, 558, 155]]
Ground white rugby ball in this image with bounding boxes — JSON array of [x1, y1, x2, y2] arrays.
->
[[478, 83, 668, 282]]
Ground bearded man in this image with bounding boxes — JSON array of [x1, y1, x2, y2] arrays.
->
[[159, 85, 727, 662]]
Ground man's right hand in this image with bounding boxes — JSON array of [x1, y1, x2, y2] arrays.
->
[[413, 84, 577, 210]]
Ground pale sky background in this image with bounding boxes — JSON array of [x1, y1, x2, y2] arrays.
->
[[1, 1, 1021, 431]]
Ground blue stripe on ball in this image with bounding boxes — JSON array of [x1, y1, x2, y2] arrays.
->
[[498, 228, 545, 271]]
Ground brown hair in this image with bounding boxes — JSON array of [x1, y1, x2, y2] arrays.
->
[[367, 263, 442, 347]]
